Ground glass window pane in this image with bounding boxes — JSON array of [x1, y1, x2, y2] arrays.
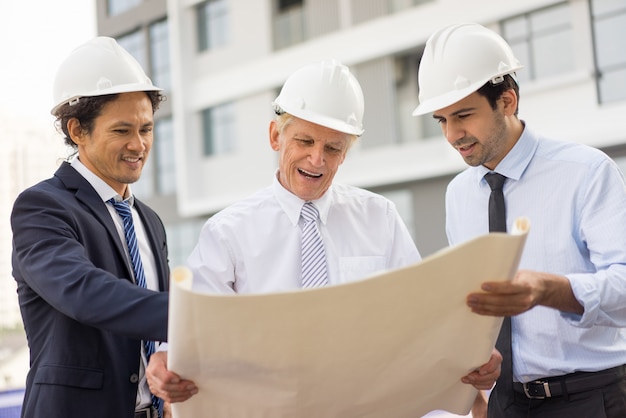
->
[[108, 0, 141, 16], [278, 0, 303, 10], [501, 3, 574, 82], [202, 103, 236, 156], [212, 102, 236, 154], [419, 115, 442, 139], [502, 16, 528, 40], [592, 0, 626, 16], [530, 3, 571, 32], [202, 109, 214, 155], [197, 0, 230, 51], [380, 189, 416, 241], [166, 219, 205, 268], [532, 30, 575, 78], [594, 13, 626, 69], [509, 42, 531, 83], [149, 20, 171, 92], [155, 118, 176, 195], [273, 1, 305, 50], [133, 154, 155, 199], [117, 31, 147, 71], [598, 67, 626, 103]]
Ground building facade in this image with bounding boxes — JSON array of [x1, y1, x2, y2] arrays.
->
[[96, 0, 626, 262]]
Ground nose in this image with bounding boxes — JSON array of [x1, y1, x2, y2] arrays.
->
[[443, 119, 465, 145], [127, 131, 147, 152], [309, 143, 325, 167]]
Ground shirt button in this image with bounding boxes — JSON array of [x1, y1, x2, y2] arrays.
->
[[130, 373, 139, 383]]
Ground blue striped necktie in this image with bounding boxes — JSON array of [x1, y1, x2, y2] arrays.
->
[[108, 198, 163, 418], [300, 202, 328, 288]]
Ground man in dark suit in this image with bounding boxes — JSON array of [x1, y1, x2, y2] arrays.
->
[[11, 37, 171, 418]]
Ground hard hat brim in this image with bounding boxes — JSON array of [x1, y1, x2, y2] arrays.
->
[[412, 80, 485, 116], [51, 83, 162, 116], [275, 103, 364, 136]]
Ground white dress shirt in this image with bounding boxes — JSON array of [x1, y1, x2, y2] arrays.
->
[[187, 173, 421, 295], [446, 125, 626, 382]]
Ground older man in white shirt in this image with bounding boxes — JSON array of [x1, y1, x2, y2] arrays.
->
[[146, 60, 501, 415]]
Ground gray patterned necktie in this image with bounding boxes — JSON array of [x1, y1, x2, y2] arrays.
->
[[300, 202, 329, 288]]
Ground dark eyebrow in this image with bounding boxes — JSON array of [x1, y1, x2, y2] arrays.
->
[[432, 107, 476, 120], [111, 121, 154, 128]]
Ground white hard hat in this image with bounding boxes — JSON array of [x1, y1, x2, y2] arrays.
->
[[412, 23, 522, 116], [272, 59, 365, 136], [51, 36, 161, 115]]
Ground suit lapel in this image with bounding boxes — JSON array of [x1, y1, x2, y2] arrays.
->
[[55, 162, 135, 281], [134, 200, 169, 292]]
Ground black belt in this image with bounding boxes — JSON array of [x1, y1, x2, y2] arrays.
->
[[513, 364, 626, 399], [134, 406, 156, 418]]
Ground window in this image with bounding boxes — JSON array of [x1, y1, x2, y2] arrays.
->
[[166, 219, 206, 268], [155, 118, 176, 195], [379, 189, 416, 241], [501, 3, 575, 83], [149, 19, 171, 92], [197, 0, 230, 51], [395, 52, 440, 142], [117, 30, 147, 71], [107, 0, 141, 16], [202, 102, 236, 156], [388, 0, 432, 12], [130, 118, 174, 199], [590, 0, 626, 104], [132, 152, 155, 199], [273, 0, 305, 50]]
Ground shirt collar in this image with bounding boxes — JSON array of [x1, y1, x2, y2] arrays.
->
[[271, 170, 332, 226], [70, 155, 135, 205]]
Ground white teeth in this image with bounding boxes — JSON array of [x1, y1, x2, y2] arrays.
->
[[299, 168, 321, 178]]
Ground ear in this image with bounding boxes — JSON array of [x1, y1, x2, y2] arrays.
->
[[269, 120, 280, 151], [501, 89, 518, 117], [67, 118, 86, 145]]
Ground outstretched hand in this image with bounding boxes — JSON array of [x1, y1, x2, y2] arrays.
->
[[146, 351, 199, 403], [466, 270, 583, 316], [461, 348, 501, 390]]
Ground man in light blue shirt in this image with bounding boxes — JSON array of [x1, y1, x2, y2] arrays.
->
[[413, 23, 626, 418]]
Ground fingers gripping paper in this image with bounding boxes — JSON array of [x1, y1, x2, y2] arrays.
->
[[168, 218, 530, 418]]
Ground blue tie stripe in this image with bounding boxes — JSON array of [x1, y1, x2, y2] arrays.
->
[[108, 198, 163, 418], [301, 202, 328, 288]]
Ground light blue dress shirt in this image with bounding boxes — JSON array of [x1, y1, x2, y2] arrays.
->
[[446, 125, 626, 383]]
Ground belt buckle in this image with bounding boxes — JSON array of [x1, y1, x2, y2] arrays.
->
[[523, 380, 552, 399]]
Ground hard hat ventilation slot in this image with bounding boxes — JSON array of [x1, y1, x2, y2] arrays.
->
[[97, 77, 113, 91]]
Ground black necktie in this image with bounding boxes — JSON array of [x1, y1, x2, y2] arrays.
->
[[485, 172, 507, 233], [484, 173, 513, 395]]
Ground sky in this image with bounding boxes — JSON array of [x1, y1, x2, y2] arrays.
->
[[0, 0, 97, 123]]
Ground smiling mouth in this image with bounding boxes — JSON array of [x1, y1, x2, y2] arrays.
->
[[456, 142, 477, 154], [123, 155, 143, 163], [298, 168, 322, 178]]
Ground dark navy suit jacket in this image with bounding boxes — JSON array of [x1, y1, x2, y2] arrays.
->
[[11, 162, 169, 418]]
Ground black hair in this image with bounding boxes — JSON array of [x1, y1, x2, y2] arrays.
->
[[54, 91, 165, 149], [476, 74, 520, 115]]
